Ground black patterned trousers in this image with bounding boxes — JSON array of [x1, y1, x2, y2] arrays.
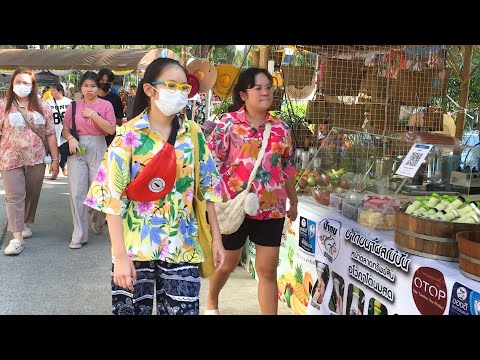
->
[[111, 260, 201, 315]]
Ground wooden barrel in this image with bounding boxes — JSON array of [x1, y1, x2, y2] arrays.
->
[[394, 207, 480, 262], [457, 231, 480, 282]]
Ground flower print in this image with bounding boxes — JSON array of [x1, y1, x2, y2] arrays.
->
[[127, 249, 135, 259], [213, 178, 223, 197], [94, 165, 107, 185], [232, 124, 249, 137], [159, 244, 171, 258], [185, 188, 194, 202], [179, 218, 189, 237], [228, 177, 244, 192], [271, 141, 287, 154], [134, 201, 154, 216], [84, 195, 97, 208], [270, 209, 283, 218], [122, 130, 142, 148], [256, 168, 272, 184]]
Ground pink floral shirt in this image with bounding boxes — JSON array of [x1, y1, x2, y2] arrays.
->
[[208, 107, 296, 220], [0, 99, 55, 171]]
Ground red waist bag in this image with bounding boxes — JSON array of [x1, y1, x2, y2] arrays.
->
[[122, 117, 180, 202]]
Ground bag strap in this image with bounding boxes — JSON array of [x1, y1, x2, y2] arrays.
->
[[190, 120, 204, 201], [71, 101, 77, 136], [12, 99, 49, 154], [245, 121, 271, 192]]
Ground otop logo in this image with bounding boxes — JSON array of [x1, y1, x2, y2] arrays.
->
[[412, 267, 447, 315]]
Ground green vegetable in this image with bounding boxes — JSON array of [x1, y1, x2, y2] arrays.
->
[[285, 287, 292, 307]]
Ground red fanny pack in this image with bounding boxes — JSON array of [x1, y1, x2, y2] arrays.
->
[[121, 117, 180, 202]]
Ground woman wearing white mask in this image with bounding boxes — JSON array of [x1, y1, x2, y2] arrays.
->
[[85, 58, 225, 315], [62, 71, 116, 249], [0, 67, 59, 256]]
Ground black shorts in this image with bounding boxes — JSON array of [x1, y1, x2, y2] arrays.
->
[[222, 217, 285, 251]]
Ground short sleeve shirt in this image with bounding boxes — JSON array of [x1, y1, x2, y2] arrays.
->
[[85, 114, 221, 263], [207, 107, 296, 220], [0, 99, 55, 171]]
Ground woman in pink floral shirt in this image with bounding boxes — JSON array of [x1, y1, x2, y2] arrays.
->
[[206, 67, 298, 315], [0, 67, 59, 256]]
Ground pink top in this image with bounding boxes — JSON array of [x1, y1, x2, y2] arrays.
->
[[63, 98, 116, 135], [208, 106, 296, 220], [0, 99, 55, 171]]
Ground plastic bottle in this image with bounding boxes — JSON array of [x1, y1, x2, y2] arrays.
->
[[453, 214, 480, 224], [413, 205, 431, 217], [438, 209, 458, 222], [405, 196, 425, 215], [426, 193, 441, 208], [433, 195, 453, 212], [446, 196, 466, 211], [469, 202, 480, 216]]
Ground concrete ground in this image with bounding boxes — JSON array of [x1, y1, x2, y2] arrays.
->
[[0, 171, 294, 315]]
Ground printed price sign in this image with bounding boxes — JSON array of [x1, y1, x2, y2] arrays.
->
[[395, 144, 432, 178]]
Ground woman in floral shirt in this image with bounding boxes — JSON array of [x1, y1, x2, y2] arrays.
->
[[0, 67, 59, 256], [85, 58, 225, 315], [206, 68, 298, 315]]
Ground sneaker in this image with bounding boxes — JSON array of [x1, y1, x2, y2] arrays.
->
[[92, 222, 103, 235], [204, 309, 220, 315], [69, 242, 83, 249], [22, 227, 32, 239], [4, 239, 25, 255]]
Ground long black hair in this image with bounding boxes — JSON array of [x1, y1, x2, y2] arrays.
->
[[228, 67, 273, 112], [132, 58, 188, 119]]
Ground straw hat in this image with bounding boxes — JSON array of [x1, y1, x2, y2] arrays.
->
[[272, 71, 283, 87], [187, 74, 200, 99], [186, 58, 217, 93], [285, 83, 316, 100], [212, 64, 240, 99]]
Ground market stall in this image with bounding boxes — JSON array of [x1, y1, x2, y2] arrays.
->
[[241, 45, 480, 315]]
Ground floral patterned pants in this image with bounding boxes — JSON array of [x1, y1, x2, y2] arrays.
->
[[111, 260, 201, 315]]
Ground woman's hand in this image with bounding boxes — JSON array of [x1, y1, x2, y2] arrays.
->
[[212, 235, 225, 271], [287, 203, 298, 222], [113, 254, 137, 292], [67, 137, 80, 155], [50, 160, 60, 179], [81, 108, 95, 118]]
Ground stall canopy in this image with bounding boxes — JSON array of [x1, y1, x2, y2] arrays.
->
[[0, 48, 181, 72]]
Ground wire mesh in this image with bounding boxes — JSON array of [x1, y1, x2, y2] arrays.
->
[[269, 45, 451, 150]]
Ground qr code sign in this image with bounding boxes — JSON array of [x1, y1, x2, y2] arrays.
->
[[406, 152, 422, 167]]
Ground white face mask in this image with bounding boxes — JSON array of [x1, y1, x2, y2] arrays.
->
[[13, 84, 32, 98], [152, 87, 188, 116]]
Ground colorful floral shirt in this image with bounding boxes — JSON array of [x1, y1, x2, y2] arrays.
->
[[85, 114, 221, 263], [0, 99, 55, 171], [208, 107, 296, 220]]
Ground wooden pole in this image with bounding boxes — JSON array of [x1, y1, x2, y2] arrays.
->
[[259, 46, 270, 70], [181, 45, 187, 66], [455, 45, 473, 141]]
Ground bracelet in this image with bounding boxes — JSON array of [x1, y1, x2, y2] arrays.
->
[[67, 136, 74, 141], [290, 202, 298, 206], [51, 158, 59, 161]]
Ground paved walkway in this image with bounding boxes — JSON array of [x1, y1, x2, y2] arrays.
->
[[0, 172, 294, 315]]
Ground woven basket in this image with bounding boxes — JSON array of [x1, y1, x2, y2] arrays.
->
[[282, 65, 316, 88], [330, 102, 366, 129], [323, 58, 364, 96], [365, 103, 401, 131], [306, 100, 331, 124], [390, 69, 437, 106]]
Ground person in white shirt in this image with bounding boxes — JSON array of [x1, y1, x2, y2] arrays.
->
[[46, 82, 72, 179]]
